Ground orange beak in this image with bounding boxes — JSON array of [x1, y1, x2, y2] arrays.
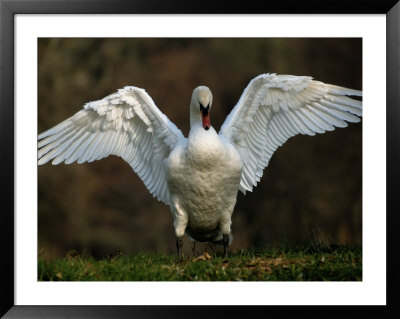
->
[[201, 104, 210, 130], [202, 113, 210, 130]]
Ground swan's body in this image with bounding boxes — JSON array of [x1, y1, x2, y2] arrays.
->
[[166, 124, 243, 243], [38, 74, 362, 258]]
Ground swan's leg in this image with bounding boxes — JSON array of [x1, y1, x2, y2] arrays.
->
[[171, 198, 188, 261], [207, 242, 217, 254], [192, 241, 196, 257], [220, 214, 232, 258], [223, 234, 229, 258], [176, 237, 184, 261]]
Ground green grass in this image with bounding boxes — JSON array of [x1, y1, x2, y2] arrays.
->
[[38, 244, 361, 281]]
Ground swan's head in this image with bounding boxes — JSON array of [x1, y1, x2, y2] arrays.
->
[[190, 86, 213, 130]]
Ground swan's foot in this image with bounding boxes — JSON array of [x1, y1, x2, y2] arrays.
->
[[223, 234, 229, 258], [176, 236, 184, 261]]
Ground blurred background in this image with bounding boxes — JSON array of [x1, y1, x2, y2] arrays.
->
[[38, 38, 362, 259]]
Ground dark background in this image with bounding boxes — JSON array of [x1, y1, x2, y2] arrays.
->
[[38, 38, 362, 259]]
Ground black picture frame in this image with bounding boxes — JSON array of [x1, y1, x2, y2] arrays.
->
[[1, 0, 399, 318]]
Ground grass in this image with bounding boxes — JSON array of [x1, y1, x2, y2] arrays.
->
[[38, 244, 361, 281]]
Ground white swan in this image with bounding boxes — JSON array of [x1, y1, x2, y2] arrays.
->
[[38, 73, 362, 259]]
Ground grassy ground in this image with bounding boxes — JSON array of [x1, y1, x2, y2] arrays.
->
[[38, 244, 361, 281]]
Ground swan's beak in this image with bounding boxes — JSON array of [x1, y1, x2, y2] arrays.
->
[[202, 113, 210, 130], [200, 104, 210, 130]]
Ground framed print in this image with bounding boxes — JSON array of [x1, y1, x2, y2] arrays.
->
[[1, 0, 399, 318], [35, 37, 363, 262]]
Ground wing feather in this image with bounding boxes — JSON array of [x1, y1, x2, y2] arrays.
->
[[219, 73, 362, 194], [38, 86, 185, 205]]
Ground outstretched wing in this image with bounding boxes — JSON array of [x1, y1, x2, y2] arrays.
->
[[38, 86, 185, 205], [219, 73, 362, 194]]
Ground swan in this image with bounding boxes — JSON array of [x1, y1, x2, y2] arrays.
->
[[38, 73, 362, 259]]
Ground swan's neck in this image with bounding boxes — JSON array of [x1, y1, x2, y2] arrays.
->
[[190, 101, 202, 129]]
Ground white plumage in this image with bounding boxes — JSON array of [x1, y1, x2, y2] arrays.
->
[[38, 73, 362, 257]]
